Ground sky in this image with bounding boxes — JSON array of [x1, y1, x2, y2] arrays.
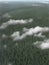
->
[[0, 0, 49, 2]]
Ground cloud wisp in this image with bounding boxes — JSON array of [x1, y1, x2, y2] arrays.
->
[[2, 13, 11, 18], [11, 26, 49, 41], [34, 39, 49, 49], [0, 18, 33, 29]]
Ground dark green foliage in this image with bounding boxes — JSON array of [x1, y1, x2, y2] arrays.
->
[[0, 2, 49, 65]]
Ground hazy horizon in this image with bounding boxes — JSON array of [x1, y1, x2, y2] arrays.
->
[[0, 0, 49, 2]]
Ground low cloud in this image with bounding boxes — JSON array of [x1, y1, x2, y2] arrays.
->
[[34, 39, 49, 49], [2, 34, 8, 38], [2, 13, 11, 18], [32, 4, 42, 6], [11, 31, 20, 40], [22, 27, 29, 32], [11, 26, 49, 41], [0, 18, 33, 29], [34, 33, 45, 38]]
